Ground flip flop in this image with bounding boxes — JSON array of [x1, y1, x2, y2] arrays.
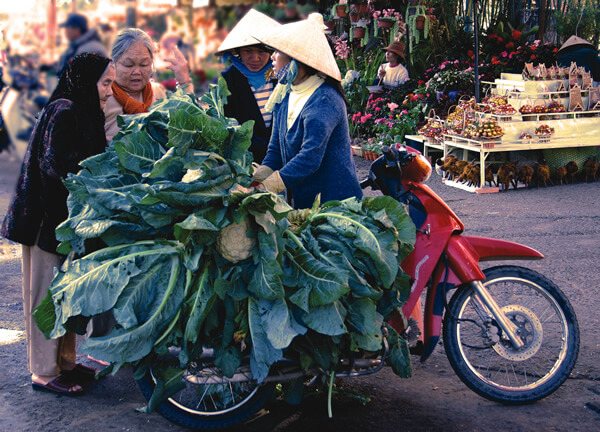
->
[[61, 363, 99, 382], [32, 375, 84, 396]]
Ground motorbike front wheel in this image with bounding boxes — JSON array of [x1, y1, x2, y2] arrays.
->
[[136, 356, 275, 430], [443, 265, 579, 404]]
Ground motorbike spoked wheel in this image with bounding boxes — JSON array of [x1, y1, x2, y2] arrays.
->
[[443, 265, 579, 404], [136, 356, 275, 430]]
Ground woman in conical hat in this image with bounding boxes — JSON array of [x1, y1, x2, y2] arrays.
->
[[216, 9, 280, 163], [557, 35, 600, 82], [251, 13, 362, 209]]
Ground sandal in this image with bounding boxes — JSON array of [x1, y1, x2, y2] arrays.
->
[[32, 375, 84, 395], [61, 363, 99, 382]]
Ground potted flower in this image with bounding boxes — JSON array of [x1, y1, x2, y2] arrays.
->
[[351, 19, 367, 40], [322, 13, 335, 32], [352, 1, 368, 14], [334, 3, 348, 18], [349, 5, 360, 23], [373, 8, 399, 29]]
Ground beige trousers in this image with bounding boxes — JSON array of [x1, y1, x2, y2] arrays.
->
[[21, 244, 76, 377]]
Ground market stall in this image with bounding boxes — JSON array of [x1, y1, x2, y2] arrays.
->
[[420, 68, 600, 192]]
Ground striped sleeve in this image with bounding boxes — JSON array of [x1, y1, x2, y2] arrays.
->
[[252, 81, 274, 128]]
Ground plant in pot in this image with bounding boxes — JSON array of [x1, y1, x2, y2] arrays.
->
[[351, 19, 368, 40], [352, 1, 368, 15], [322, 13, 335, 32], [334, 2, 348, 18], [349, 5, 360, 23], [373, 8, 399, 29]]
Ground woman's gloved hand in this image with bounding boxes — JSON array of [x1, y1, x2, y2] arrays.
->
[[252, 165, 273, 183], [261, 171, 286, 193]]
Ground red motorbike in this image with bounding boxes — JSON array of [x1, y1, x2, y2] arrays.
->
[[137, 146, 580, 430]]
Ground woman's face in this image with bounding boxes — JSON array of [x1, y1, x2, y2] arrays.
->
[[97, 63, 115, 111], [271, 50, 291, 75], [114, 41, 153, 93], [239, 46, 271, 72]]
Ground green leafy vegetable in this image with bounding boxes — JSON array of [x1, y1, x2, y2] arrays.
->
[[34, 80, 415, 414]]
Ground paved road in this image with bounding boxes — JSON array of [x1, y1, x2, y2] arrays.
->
[[1, 150, 599, 431]]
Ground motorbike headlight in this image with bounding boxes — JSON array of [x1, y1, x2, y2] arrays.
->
[[402, 152, 432, 183]]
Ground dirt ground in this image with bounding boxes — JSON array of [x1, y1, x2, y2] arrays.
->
[[0, 150, 599, 431]]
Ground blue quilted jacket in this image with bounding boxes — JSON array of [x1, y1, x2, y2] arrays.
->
[[262, 83, 362, 209]]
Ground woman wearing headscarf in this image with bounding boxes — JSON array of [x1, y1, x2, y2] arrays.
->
[[216, 9, 280, 163], [252, 14, 362, 209], [104, 28, 193, 142], [1, 53, 115, 395]]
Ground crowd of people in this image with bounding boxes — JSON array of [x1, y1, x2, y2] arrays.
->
[[1, 9, 364, 396]]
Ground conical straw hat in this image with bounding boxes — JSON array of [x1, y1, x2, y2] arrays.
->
[[558, 35, 596, 52], [254, 13, 342, 81], [216, 9, 281, 55]]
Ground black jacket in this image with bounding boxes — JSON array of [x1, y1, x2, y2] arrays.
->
[[222, 65, 276, 163], [1, 99, 106, 254]]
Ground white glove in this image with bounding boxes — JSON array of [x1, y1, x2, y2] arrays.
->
[[252, 165, 273, 183], [261, 171, 286, 193]]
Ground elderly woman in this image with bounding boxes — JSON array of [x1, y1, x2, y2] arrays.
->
[[1, 54, 115, 395], [252, 14, 362, 209], [104, 28, 193, 142], [216, 10, 280, 163]]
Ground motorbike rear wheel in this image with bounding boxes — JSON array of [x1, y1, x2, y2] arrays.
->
[[136, 356, 275, 430], [443, 265, 579, 404]]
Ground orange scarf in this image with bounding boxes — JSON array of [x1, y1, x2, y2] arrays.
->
[[111, 81, 154, 114]]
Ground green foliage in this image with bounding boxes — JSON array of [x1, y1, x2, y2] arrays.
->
[[33, 80, 415, 412], [553, 3, 600, 47]]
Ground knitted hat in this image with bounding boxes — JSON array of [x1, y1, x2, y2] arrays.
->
[[558, 35, 597, 53], [384, 41, 406, 60], [254, 13, 342, 81], [216, 9, 281, 55]]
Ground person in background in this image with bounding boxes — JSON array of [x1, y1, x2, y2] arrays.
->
[[56, 13, 107, 78], [556, 35, 600, 84], [104, 28, 193, 142], [1, 53, 115, 395], [252, 13, 362, 209], [216, 9, 280, 163], [376, 41, 409, 88]]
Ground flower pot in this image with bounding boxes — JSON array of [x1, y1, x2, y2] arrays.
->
[[377, 18, 395, 29], [415, 16, 425, 30], [352, 27, 366, 39], [336, 5, 347, 17], [324, 20, 335, 32], [356, 3, 368, 14]]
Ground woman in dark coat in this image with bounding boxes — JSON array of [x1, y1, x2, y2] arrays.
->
[[216, 9, 280, 163], [1, 53, 115, 395]]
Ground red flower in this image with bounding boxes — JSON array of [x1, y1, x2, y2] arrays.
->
[[530, 54, 536, 60], [497, 37, 504, 44], [467, 50, 474, 57], [505, 42, 514, 50], [512, 30, 522, 41]]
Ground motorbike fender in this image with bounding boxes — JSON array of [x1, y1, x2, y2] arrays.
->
[[463, 235, 544, 261], [419, 235, 544, 361]]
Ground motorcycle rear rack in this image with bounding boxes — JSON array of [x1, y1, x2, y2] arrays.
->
[[175, 330, 390, 386]]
